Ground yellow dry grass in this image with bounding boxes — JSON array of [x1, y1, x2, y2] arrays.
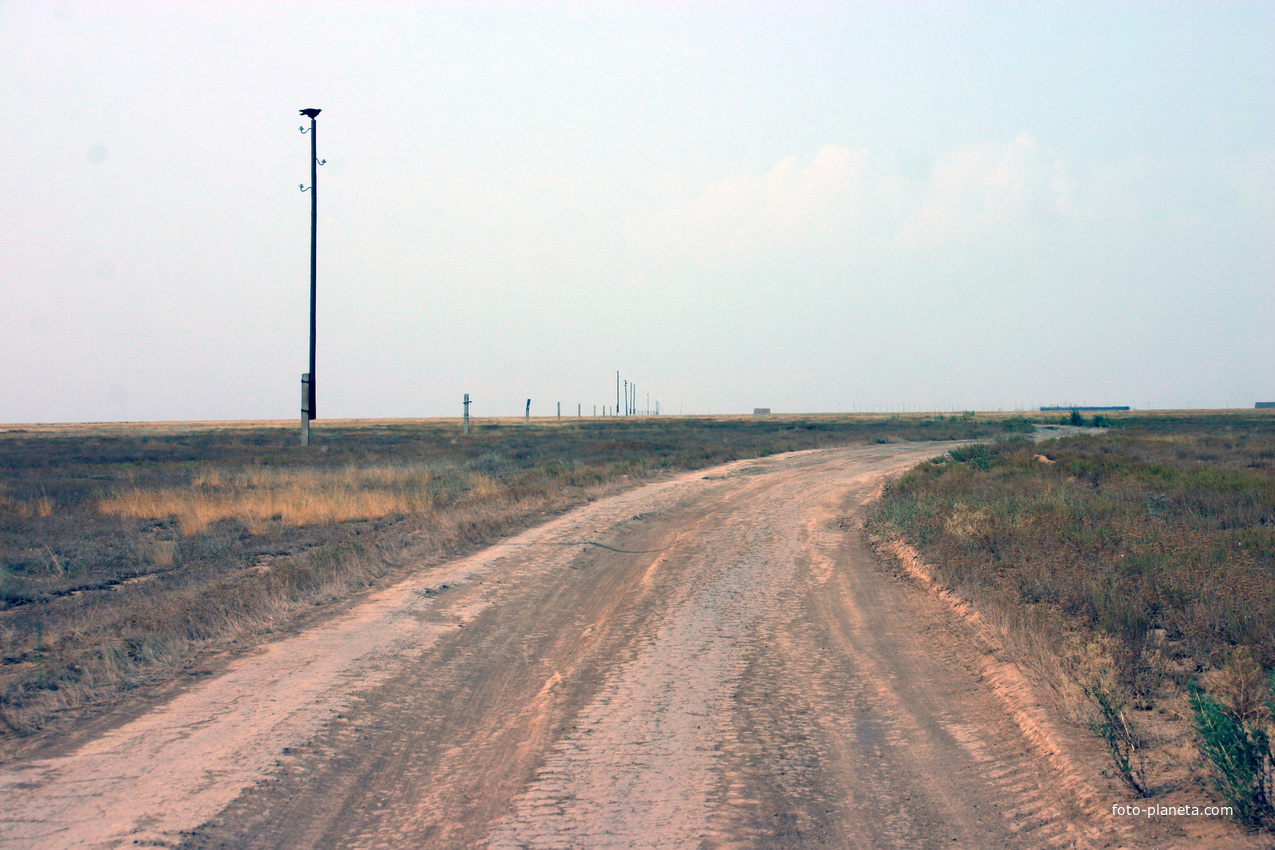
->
[[0, 484, 53, 519], [97, 465, 436, 536], [462, 473, 506, 505]]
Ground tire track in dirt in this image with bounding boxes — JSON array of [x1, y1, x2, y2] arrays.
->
[[0, 443, 1218, 849], [485, 475, 801, 848], [700, 471, 1081, 849], [0, 460, 735, 850]]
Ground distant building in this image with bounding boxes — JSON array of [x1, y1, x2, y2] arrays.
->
[[1257, 402, 1275, 409], [1040, 406, 1130, 411], [753, 408, 771, 415]]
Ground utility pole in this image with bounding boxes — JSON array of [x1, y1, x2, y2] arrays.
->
[[525, 399, 531, 422], [463, 393, 471, 434], [624, 380, 628, 416], [298, 108, 323, 447]]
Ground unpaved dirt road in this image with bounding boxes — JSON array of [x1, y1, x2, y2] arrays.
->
[[0, 444, 1238, 849]]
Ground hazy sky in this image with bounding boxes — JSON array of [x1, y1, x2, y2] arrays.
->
[[3, 1, 1272, 422]]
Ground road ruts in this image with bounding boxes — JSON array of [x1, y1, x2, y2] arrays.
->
[[483, 451, 1098, 850], [1, 443, 1177, 849]]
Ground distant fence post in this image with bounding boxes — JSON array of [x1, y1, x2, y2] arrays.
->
[[557, 402, 561, 421], [463, 393, 471, 434]]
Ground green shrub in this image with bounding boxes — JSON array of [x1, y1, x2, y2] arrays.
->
[[1189, 678, 1273, 826], [1087, 675, 1148, 797], [947, 443, 995, 469]]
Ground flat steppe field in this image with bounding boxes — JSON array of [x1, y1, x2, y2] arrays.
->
[[0, 411, 1270, 848], [0, 412, 1019, 748]]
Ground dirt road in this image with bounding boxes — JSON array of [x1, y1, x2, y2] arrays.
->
[[0, 444, 1227, 848]]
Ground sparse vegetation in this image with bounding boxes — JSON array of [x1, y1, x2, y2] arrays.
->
[[0, 413, 1019, 752], [97, 464, 438, 536], [1189, 671, 1274, 826], [867, 410, 1275, 827], [1086, 672, 1149, 797]]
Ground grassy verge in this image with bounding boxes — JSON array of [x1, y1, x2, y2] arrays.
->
[[866, 411, 1275, 827], [0, 412, 1020, 753]]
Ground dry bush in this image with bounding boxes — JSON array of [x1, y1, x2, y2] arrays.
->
[[1205, 647, 1272, 724]]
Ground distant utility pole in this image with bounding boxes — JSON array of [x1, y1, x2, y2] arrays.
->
[[624, 380, 628, 416], [298, 108, 324, 447], [525, 399, 531, 422], [463, 393, 471, 434]]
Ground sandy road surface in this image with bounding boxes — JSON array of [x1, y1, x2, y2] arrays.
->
[[0, 444, 1224, 848]]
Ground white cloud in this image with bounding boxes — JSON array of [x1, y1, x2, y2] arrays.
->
[[636, 144, 888, 258], [901, 133, 1077, 244], [636, 135, 1079, 262]]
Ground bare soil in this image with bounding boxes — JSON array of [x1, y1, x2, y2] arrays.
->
[[0, 444, 1261, 849]]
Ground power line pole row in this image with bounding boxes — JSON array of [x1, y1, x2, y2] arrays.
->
[[614, 371, 660, 416]]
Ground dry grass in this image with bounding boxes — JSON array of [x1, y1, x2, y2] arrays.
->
[[0, 413, 1027, 752], [97, 465, 435, 536], [866, 412, 1275, 823], [0, 485, 52, 520]]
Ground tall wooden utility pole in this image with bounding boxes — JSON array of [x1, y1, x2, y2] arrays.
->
[[299, 108, 323, 446]]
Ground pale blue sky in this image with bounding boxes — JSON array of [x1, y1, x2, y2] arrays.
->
[[2, 1, 1272, 421]]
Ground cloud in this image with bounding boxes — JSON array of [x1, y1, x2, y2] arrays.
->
[[637, 144, 890, 258], [636, 135, 1078, 262], [901, 133, 1077, 244]]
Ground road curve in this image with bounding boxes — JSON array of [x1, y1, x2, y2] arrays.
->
[[0, 444, 1149, 848]]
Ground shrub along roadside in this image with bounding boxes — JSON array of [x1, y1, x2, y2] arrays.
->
[[1189, 672, 1274, 826], [866, 418, 1275, 827]]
